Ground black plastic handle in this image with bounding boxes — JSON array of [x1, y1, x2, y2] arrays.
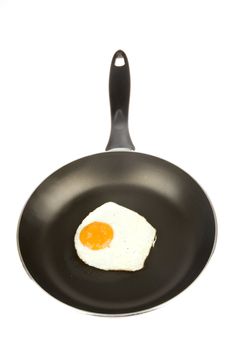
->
[[105, 50, 135, 151]]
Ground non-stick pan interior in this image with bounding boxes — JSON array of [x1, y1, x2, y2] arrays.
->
[[18, 151, 216, 315]]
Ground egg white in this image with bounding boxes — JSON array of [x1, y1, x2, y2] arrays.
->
[[74, 202, 157, 271]]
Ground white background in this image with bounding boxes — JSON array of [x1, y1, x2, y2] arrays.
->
[[0, 0, 232, 349]]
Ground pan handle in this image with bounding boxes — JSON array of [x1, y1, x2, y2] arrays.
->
[[105, 50, 135, 151]]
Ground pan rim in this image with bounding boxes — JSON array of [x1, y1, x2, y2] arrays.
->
[[16, 151, 217, 316]]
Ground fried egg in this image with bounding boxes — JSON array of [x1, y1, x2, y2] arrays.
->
[[74, 202, 157, 271]]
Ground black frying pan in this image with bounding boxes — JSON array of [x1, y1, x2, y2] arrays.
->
[[18, 50, 216, 316]]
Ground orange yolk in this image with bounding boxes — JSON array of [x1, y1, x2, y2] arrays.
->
[[80, 221, 114, 250]]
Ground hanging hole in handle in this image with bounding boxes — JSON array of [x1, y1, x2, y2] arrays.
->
[[114, 53, 125, 67]]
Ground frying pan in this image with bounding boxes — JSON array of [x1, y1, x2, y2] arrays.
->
[[18, 50, 217, 316]]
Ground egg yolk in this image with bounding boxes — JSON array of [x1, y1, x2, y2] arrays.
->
[[80, 222, 114, 250]]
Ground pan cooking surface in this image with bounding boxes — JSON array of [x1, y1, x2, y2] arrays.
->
[[18, 152, 216, 315]]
